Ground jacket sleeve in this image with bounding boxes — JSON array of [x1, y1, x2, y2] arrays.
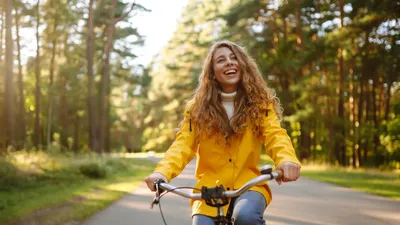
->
[[153, 104, 197, 182], [262, 104, 301, 168]]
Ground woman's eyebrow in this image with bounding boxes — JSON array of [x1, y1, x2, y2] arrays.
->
[[215, 55, 226, 60]]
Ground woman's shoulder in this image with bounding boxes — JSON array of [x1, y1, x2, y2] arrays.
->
[[257, 101, 273, 111], [183, 100, 196, 117]]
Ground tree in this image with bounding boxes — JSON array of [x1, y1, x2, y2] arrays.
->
[[87, 0, 97, 152], [98, 1, 147, 152], [45, 0, 59, 150], [15, 0, 26, 149], [34, 0, 41, 149], [335, 0, 346, 165], [4, 0, 15, 149]]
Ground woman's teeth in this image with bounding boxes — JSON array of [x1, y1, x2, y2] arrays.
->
[[224, 70, 236, 75]]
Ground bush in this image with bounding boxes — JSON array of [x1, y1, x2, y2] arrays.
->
[[79, 163, 107, 179], [105, 158, 128, 171], [0, 159, 20, 190]]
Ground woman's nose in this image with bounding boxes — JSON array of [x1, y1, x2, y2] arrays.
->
[[225, 58, 233, 66]]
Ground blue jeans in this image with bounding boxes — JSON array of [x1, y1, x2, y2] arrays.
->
[[192, 191, 266, 225]]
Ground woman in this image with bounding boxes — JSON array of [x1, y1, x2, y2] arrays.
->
[[145, 40, 301, 225]]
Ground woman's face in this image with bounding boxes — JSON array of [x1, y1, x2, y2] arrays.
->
[[213, 47, 241, 93]]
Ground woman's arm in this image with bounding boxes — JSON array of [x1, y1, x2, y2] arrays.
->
[[152, 105, 197, 182], [262, 104, 301, 183]]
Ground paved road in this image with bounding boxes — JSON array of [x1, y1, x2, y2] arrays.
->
[[83, 159, 400, 225]]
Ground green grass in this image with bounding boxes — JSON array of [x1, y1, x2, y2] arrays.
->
[[259, 155, 400, 200], [301, 166, 400, 200], [0, 151, 156, 225]]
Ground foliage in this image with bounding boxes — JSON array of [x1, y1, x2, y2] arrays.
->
[[79, 162, 107, 179], [0, 158, 19, 190], [0, 0, 399, 168], [0, 151, 155, 224]]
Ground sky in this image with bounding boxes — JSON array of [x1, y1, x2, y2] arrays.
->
[[18, 0, 188, 67], [128, 0, 188, 66]]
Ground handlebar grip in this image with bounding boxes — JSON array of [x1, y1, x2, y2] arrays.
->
[[154, 179, 166, 193]]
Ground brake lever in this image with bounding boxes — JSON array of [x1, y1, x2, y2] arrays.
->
[[150, 196, 160, 209], [150, 179, 166, 209]]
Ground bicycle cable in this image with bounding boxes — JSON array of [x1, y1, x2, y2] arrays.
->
[[155, 184, 201, 225]]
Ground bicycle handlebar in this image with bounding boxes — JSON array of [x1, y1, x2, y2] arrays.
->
[[150, 165, 283, 210], [157, 170, 281, 200], [150, 165, 283, 224]]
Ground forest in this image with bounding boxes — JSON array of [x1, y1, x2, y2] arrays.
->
[[1, 0, 399, 169]]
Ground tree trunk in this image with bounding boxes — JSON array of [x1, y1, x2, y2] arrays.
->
[[270, 10, 278, 47], [0, 9, 3, 151], [371, 78, 379, 160], [364, 80, 371, 163], [357, 77, 364, 166], [349, 59, 359, 168], [378, 75, 384, 119], [296, 0, 303, 78], [15, 5, 25, 149], [313, 111, 317, 161], [385, 80, 392, 121], [282, 16, 287, 42], [74, 112, 80, 152], [295, 0, 309, 158], [34, 0, 41, 150], [99, 25, 115, 152], [278, 71, 292, 115], [0, 9, 4, 63], [87, 0, 98, 152], [385, 38, 396, 121], [105, 96, 111, 152], [59, 72, 68, 149], [295, 0, 303, 48], [47, 16, 58, 150], [335, 0, 346, 166], [4, 0, 15, 148], [322, 55, 334, 164], [98, 0, 137, 152], [124, 130, 133, 153], [59, 38, 69, 149], [99, 0, 118, 152]]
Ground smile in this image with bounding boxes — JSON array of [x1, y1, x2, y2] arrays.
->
[[224, 69, 237, 75]]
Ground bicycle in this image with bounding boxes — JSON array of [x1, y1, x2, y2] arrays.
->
[[150, 165, 283, 225]]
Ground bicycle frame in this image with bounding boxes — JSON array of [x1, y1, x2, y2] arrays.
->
[[151, 165, 282, 225]]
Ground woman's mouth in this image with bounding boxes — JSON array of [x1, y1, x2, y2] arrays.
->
[[224, 69, 237, 77]]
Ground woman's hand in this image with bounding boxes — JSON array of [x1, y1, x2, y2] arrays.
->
[[144, 172, 168, 191], [276, 162, 300, 185]]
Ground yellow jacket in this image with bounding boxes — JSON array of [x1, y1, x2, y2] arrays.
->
[[154, 103, 301, 217]]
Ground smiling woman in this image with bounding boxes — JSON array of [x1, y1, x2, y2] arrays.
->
[[213, 47, 241, 93], [145, 40, 302, 225]]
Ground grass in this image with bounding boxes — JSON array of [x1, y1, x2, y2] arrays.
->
[[2, 151, 397, 224], [300, 165, 400, 200], [0, 151, 156, 225], [259, 155, 400, 200]]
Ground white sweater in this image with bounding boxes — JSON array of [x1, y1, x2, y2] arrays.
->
[[221, 91, 236, 119]]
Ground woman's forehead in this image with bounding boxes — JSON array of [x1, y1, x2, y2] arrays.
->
[[213, 46, 234, 59]]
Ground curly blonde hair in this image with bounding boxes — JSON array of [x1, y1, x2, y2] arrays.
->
[[187, 40, 282, 143]]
